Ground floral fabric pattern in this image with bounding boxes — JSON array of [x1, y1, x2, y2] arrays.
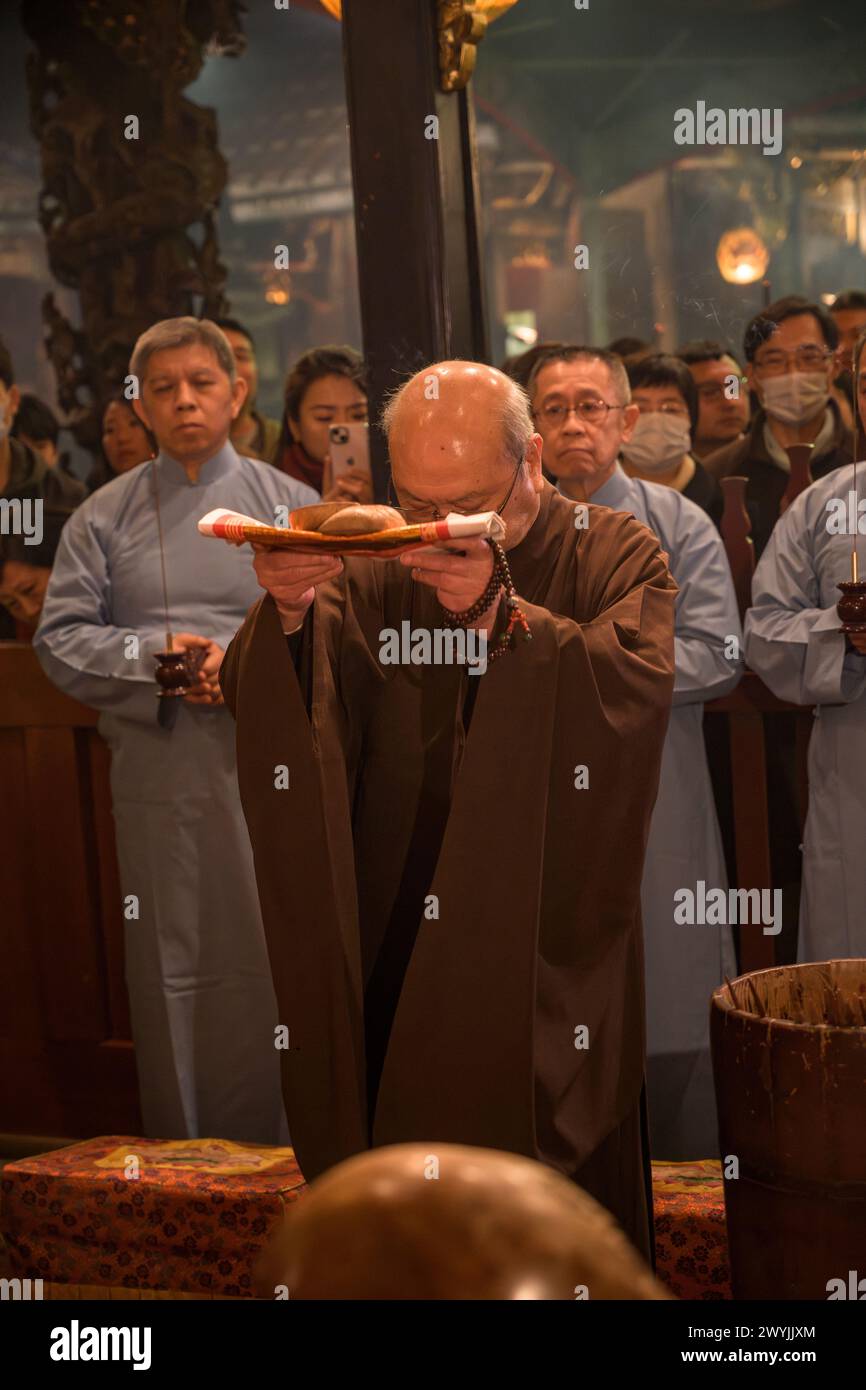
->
[[653, 1159, 731, 1300], [0, 1136, 306, 1298], [2, 1139, 731, 1300]]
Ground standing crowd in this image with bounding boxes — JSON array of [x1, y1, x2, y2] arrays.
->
[[2, 286, 865, 1178]]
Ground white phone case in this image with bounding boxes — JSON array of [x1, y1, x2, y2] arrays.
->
[[328, 423, 371, 479]]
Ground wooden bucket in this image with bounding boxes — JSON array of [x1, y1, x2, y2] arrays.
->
[[710, 960, 866, 1300]]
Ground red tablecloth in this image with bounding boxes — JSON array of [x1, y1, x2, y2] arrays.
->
[[2, 1138, 730, 1299], [1, 1136, 304, 1298], [653, 1159, 731, 1299]]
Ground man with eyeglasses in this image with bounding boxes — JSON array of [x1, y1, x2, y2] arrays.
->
[[529, 345, 742, 1162], [703, 295, 854, 560], [676, 339, 751, 461], [221, 359, 678, 1259]]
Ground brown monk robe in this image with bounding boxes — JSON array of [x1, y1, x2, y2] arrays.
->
[[220, 362, 676, 1258]]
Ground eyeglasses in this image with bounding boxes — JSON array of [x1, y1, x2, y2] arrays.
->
[[387, 457, 523, 524], [696, 379, 748, 401], [535, 400, 624, 426], [635, 402, 690, 416], [753, 347, 831, 375]]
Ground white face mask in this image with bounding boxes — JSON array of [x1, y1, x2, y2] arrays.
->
[[622, 412, 691, 474], [760, 371, 829, 426]]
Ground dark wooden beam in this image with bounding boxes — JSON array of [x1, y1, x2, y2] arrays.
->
[[341, 0, 488, 497]]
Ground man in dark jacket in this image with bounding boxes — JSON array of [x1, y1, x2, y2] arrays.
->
[[703, 295, 853, 559]]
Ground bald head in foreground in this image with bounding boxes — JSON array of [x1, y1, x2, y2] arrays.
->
[[221, 360, 677, 1258], [262, 1143, 670, 1300]]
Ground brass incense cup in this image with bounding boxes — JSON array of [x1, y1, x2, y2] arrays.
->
[[154, 648, 206, 697], [837, 579, 866, 634]]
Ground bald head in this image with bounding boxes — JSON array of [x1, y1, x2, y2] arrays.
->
[[261, 1142, 670, 1300], [382, 360, 544, 548], [384, 360, 530, 454]]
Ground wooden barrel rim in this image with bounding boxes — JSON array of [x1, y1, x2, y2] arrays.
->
[[712, 959, 866, 1032], [711, 1007, 866, 1038]]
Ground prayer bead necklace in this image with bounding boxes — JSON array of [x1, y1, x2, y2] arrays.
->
[[439, 539, 532, 663]]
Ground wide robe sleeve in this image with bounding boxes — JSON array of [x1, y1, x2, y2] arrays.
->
[[745, 500, 866, 707], [220, 565, 388, 1177], [667, 506, 743, 706], [34, 503, 169, 725]]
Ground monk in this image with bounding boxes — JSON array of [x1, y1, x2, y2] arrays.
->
[[220, 361, 677, 1256]]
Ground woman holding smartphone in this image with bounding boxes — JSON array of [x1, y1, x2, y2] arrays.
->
[[277, 344, 372, 503]]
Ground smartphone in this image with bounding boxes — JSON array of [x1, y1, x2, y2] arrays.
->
[[328, 422, 371, 480]]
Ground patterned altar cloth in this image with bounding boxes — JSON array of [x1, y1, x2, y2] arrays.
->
[[652, 1159, 731, 1299], [0, 1136, 305, 1298], [2, 1139, 730, 1299]]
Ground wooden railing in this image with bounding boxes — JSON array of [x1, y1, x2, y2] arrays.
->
[[707, 448, 817, 974], [705, 679, 810, 974], [0, 642, 141, 1139]]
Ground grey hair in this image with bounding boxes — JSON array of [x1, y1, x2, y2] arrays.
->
[[129, 317, 236, 387], [381, 365, 535, 466], [526, 346, 631, 406]]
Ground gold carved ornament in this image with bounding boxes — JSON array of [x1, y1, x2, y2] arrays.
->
[[318, 0, 520, 92]]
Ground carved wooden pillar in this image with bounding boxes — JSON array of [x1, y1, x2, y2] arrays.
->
[[20, 0, 245, 454]]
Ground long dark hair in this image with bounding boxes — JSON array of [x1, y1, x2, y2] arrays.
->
[[277, 345, 367, 460]]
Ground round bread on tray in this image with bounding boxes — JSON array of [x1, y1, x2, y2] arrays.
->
[[288, 501, 351, 531], [318, 504, 405, 535], [289, 501, 406, 535]]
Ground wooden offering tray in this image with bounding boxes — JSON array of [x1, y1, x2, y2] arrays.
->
[[198, 502, 506, 558]]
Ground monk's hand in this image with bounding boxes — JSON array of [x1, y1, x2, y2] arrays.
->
[[172, 632, 226, 706], [400, 536, 499, 629], [848, 632, 866, 655], [252, 543, 343, 633]]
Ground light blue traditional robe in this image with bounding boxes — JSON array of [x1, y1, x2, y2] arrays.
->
[[580, 464, 742, 1159], [745, 462, 866, 961], [34, 441, 317, 1143]]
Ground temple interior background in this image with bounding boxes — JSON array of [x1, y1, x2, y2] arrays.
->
[[2, 0, 866, 1319], [2, 0, 866, 475]]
